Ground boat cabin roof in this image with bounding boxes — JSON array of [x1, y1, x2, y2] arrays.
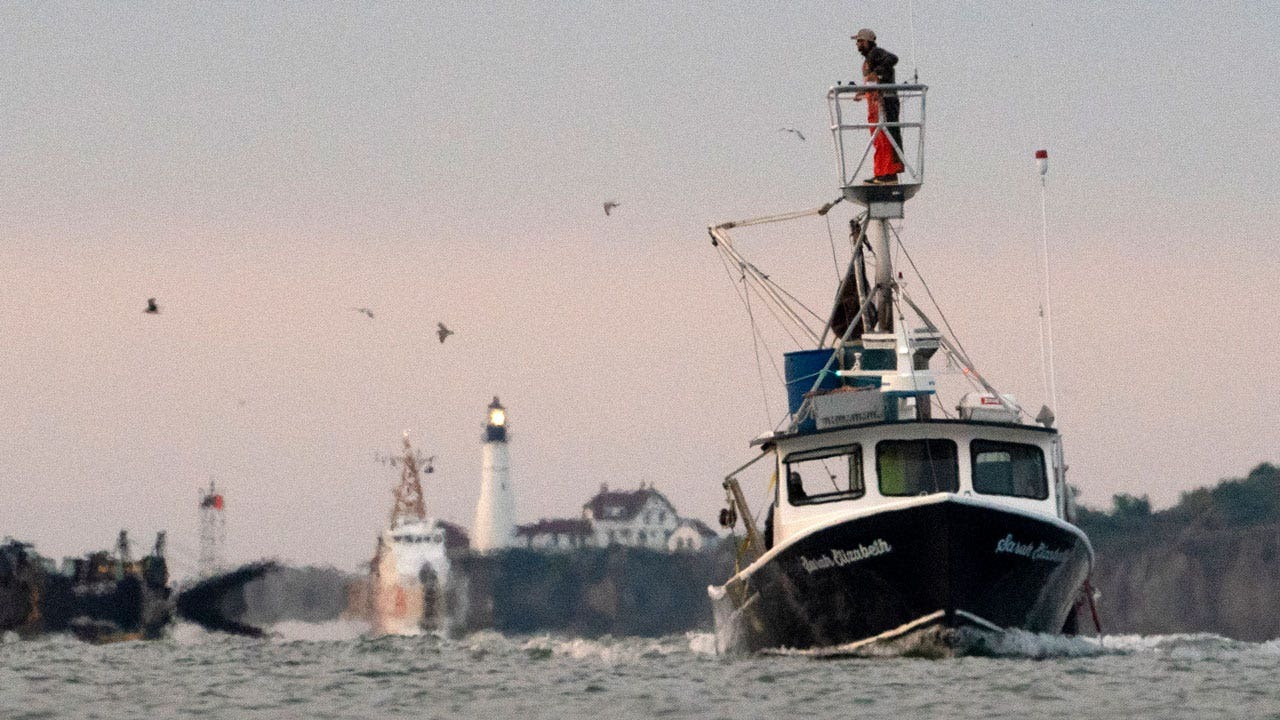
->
[[754, 417, 1057, 449]]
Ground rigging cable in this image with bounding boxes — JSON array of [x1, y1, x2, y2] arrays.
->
[[889, 223, 975, 367], [712, 227, 826, 344], [717, 242, 820, 343], [890, 225, 1026, 418], [825, 212, 843, 283], [741, 274, 776, 425], [715, 250, 778, 428], [726, 251, 813, 349]]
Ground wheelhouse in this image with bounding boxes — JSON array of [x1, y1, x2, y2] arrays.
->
[[769, 420, 1065, 548]]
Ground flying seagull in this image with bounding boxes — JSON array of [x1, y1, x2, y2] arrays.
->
[[144, 298, 159, 314], [436, 322, 454, 344], [350, 307, 375, 319], [602, 201, 620, 216], [779, 127, 806, 141]]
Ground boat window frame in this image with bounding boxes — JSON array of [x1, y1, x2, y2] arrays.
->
[[783, 443, 866, 506], [875, 438, 960, 495], [970, 439, 1049, 500]]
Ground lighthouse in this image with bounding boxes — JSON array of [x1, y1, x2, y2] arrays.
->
[[471, 396, 516, 552]]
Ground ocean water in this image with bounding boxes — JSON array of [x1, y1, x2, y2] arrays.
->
[[2, 624, 1278, 719]]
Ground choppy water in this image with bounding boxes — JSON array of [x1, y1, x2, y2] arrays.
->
[[3, 623, 1278, 719]]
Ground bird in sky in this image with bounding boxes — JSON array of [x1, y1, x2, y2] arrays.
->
[[144, 298, 159, 314], [602, 201, 620, 216], [779, 127, 806, 141], [351, 307, 375, 319], [436, 322, 454, 344]]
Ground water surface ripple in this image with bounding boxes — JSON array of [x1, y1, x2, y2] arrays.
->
[[2, 626, 1278, 719]]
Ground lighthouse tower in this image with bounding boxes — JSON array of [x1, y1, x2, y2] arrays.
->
[[471, 397, 516, 552]]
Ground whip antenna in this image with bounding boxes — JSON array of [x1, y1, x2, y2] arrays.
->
[[907, 0, 920, 82], [1035, 149, 1060, 423]]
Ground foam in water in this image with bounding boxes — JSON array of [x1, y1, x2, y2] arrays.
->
[[516, 634, 697, 663], [686, 631, 717, 655], [768, 628, 1111, 660]]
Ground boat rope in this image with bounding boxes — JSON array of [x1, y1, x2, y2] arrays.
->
[[900, 290, 1030, 421], [712, 235, 820, 344], [715, 249, 781, 427], [741, 272, 777, 424], [1083, 576, 1104, 638], [708, 197, 843, 340], [888, 224, 1026, 418], [741, 268, 810, 349], [825, 212, 842, 283], [889, 223, 974, 368], [931, 394, 955, 420], [755, 470, 778, 542]]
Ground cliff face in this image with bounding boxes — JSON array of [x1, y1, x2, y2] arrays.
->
[[451, 545, 734, 637], [1089, 522, 1280, 641], [1078, 463, 1280, 641]]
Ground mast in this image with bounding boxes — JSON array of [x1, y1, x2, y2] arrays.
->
[[817, 83, 939, 423], [826, 82, 928, 335], [388, 433, 429, 528]]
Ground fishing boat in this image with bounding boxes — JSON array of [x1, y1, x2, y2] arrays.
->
[[0, 538, 44, 637], [1, 532, 172, 642], [706, 82, 1094, 655]]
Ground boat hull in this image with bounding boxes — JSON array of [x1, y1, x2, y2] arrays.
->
[[710, 497, 1091, 654]]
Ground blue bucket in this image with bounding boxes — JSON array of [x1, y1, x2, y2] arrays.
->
[[784, 348, 842, 416]]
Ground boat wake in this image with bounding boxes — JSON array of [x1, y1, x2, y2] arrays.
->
[[164, 623, 1280, 664], [769, 627, 1110, 660], [508, 631, 717, 662]]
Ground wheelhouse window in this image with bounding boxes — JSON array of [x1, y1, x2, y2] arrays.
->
[[784, 444, 864, 506], [877, 439, 959, 495], [971, 439, 1048, 500]]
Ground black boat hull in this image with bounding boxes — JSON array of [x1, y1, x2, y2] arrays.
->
[[710, 497, 1091, 654]]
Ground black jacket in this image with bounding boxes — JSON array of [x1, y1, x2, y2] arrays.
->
[[862, 45, 897, 84]]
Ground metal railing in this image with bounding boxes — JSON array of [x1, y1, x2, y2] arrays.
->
[[827, 83, 928, 188]]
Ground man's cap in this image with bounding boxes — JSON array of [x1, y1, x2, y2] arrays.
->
[[852, 28, 876, 42]]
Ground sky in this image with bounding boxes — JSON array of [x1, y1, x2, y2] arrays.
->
[[2, 1, 1277, 576]]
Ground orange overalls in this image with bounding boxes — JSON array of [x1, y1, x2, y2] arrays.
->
[[866, 89, 904, 178]]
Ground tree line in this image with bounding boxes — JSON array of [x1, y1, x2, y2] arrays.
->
[[1074, 462, 1280, 540]]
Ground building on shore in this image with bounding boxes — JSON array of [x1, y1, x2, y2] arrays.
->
[[515, 483, 719, 553]]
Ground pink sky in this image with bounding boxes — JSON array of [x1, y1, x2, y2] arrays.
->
[[2, 2, 1276, 574]]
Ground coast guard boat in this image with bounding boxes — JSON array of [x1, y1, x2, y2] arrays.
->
[[346, 434, 454, 635], [706, 83, 1094, 654]]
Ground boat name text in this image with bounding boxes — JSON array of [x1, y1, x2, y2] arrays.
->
[[798, 539, 892, 574], [994, 533, 1070, 563]]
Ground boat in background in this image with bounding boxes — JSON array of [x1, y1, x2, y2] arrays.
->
[[705, 82, 1094, 655], [345, 434, 465, 635], [1, 532, 172, 642], [61, 530, 172, 643], [0, 538, 44, 637]]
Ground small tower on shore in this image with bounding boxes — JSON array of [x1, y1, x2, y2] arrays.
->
[[471, 397, 516, 552], [197, 480, 226, 577]]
